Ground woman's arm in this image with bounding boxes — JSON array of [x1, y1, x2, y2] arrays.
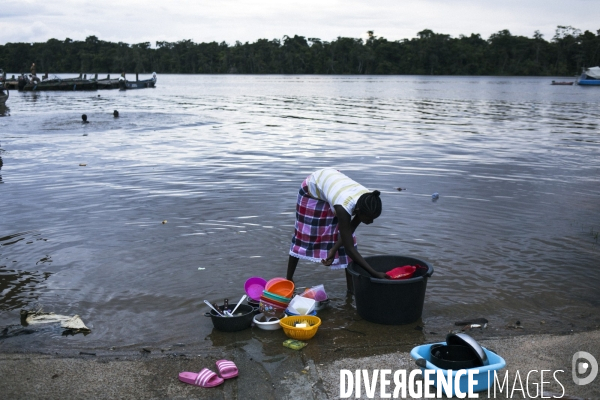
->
[[333, 205, 387, 279], [321, 215, 361, 266], [321, 239, 342, 266]]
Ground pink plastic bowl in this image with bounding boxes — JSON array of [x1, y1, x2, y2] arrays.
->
[[245, 277, 267, 301]]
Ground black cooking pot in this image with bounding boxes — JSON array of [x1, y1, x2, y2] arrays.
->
[[429, 344, 482, 369], [205, 303, 257, 332]]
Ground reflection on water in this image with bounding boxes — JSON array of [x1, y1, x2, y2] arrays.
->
[[0, 232, 52, 311], [0, 75, 599, 355], [0, 267, 51, 311]]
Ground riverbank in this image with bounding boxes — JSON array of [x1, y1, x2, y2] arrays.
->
[[1, 329, 598, 399]]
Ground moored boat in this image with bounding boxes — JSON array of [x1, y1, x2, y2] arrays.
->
[[0, 69, 15, 91], [97, 78, 121, 89], [4, 78, 20, 90], [551, 80, 574, 85], [20, 75, 98, 91], [119, 72, 157, 90], [95, 74, 121, 89], [576, 66, 600, 86]]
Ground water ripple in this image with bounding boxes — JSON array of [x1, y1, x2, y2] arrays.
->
[[1, 75, 599, 350]]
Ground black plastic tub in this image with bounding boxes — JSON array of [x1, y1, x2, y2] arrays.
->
[[347, 255, 434, 325], [205, 303, 257, 332]]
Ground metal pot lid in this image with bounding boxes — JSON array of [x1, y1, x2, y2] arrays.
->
[[445, 333, 489, 366]]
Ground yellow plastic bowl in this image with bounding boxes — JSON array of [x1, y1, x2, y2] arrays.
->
[[279, 315, 321, 340]]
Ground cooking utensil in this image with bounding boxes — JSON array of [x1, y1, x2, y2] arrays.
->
[[446, 333, 489, 366], [205, 304, 258, 332], [231, 295, 247, 315], [204, 300, 225, 317]]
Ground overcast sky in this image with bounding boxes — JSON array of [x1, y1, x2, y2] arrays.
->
[[2, 0, 599, 46]]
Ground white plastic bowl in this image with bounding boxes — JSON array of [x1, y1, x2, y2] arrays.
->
[[253, 313, 282, 330]]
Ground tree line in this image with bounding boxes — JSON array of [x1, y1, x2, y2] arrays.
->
[[1, 26, 599, 76]]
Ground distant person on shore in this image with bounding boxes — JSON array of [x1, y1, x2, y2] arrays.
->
[[286, 168, 388, 291], [81, 114, 89, 123], [113, 110, 119, 118], [29, 63, 40, 83]]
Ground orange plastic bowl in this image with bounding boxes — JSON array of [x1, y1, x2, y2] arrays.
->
[[268, 279, 294, 298], [265, 277, 286, 291]]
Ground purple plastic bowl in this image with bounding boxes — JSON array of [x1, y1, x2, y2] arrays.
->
[[245, 277, 267, 301]]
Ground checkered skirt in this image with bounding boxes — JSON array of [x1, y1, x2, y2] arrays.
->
[[289, 177, 356, 269]]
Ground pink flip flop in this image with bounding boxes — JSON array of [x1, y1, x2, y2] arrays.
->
[[216, 359, 239, 379], [179, 368, 224, 388]]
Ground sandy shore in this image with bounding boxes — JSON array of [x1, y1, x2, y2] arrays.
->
[[1, 329, 598, 399]]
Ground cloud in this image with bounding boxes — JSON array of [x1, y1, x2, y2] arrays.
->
[[2, 0, 599, 45]]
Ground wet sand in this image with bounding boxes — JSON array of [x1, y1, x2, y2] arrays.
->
[[1, 329, 598, 399]]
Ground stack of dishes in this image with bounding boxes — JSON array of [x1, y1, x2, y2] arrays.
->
[[265, 278, 294, 297], [259, 278, 294, 318]]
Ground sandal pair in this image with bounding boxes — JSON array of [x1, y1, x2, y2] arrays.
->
[[178, 359, 238, 388]]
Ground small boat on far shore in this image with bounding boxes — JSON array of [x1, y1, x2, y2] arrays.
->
[[95, 74, 121, 90], [1, 69, 20, 90], [576, 66, 600, 86], [19, 74, 98, 91], [119, 72, 157, 90], [3, 79, 19, 90], [551, 80, 574, 85]]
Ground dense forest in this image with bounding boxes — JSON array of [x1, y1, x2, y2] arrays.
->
[[1, 26, 599, 76]]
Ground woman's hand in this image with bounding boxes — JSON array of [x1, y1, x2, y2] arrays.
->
[[372, 271, 389, 280], [321, 258, 333, 266], [321, 248, 337, 266], [321, 254, 334, 266]]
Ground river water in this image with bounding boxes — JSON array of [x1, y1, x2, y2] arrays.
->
[[0, 74, 599, 356]]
